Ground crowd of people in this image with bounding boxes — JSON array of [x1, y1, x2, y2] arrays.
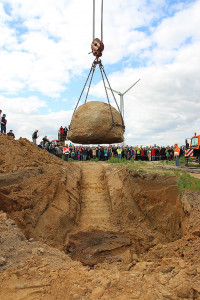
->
[[0, 115, 183, 166], [59, 126, 69, 142], [61, 144, 184, 163], [0, 109, 184, 167], [32, 129, 184, 165]]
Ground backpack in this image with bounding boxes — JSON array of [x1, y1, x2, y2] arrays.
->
[[32, 132, 37, 139]]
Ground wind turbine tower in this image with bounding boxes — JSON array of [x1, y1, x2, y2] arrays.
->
[[107, 79, 140, 120]]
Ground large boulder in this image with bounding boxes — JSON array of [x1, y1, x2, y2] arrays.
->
[[68, 101, 125, 144]]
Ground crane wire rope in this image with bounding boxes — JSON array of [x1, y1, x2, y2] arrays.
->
[[72, 65, 94, 115], [93, 0, 95, 41], [71, 0, 125, 130], [84, 63, 96, 103], [101, 0, 103, 42], [99, 63, 114, 124], [93, 0, 103, 42]]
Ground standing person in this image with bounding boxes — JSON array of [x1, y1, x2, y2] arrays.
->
[[108, 146, 112, 159], [1, 114, 7, 133], [57, 145, 63, 158], [100, 146, 104, 160], [97, 147, 101, 160], [60, 126, 65, 141], [32, 130, 39, 145], [174, 143, 180, 166], [50, 143, 57, 155], [42, 135, 49, 145], [92, 147, 96, 159], [7, 129, 15, 138], [155, 147, 159, 161], [77, 147, 82, 160], [129, 147, 134, 160], [0, 110, 2, 133], [104, 147, 109, 161], [70, 147, 75, 159], [44, 142, 50, 152], [165, 147, 169, 160], [63, 144, 70, 161], [64, 126, 68, 140], [82, 147, 87, 161], [140, 147, 145, 161], [116, 147, 122, 160], [136, 147, 140, 161], [151, 147, 156, 161]]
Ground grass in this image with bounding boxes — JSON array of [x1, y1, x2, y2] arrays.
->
[[68, 158, 75, 162], [62, 155, 200, 193], [172, 156, 200, 167], [176, 172, 200, 194], [179, 156, 187, 166], [107, 157, 130, 164], [90, 158, 99, 162], [107, 156, 200, 193]]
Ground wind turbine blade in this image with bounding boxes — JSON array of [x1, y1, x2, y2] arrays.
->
[[106, 87, 121, 94], [122, 79, 140, 95]]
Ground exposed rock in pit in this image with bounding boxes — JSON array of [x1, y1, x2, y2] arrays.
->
[[65, 230, 131, 266]]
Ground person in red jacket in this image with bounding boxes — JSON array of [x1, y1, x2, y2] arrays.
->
[[174, 143, 180, 166], [140, 147, 145, 161], [60, 126, 65, 141], [151, 147, 156, 161]]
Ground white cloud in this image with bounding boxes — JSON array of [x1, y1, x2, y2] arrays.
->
[[89, 34, 200, 146], [0, 0, 167, 96], [0, 0, 200, 146], [0, 95, 72, 141], [152, 1, 200, 49]]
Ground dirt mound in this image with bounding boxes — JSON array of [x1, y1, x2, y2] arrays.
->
[[68, 101, 124, 144], [0, 134, 64, 173], [0, 134, 200, 299]]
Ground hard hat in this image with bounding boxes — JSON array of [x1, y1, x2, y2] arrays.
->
[[174, 143, 178, 145]]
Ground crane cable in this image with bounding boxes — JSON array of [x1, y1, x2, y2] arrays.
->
[[101, 0, 103, 42], [71, 0, 125, 129], [72, 60, 125, 128], [93, 0, 103, 42], [93, 0, 95, 40]]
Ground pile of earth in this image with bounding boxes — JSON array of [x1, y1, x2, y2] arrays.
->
[[0, 134, 200, 300]]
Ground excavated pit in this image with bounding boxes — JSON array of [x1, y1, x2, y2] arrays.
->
[[0, 137, 183, 266], [1, 135, 200, 299], [61, 164, 183, 266]]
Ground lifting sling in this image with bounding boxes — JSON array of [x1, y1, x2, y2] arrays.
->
[[71, 0, 125, 130]]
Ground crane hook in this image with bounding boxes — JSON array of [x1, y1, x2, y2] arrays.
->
[[91, 38, 104, 58]]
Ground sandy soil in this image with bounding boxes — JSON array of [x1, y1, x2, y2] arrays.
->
[[0, 134, 200, 299]]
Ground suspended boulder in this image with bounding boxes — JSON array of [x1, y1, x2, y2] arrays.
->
[[68, 101, 125, 144]]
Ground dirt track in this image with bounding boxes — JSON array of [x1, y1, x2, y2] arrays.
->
[[0, 134, 200, 299]]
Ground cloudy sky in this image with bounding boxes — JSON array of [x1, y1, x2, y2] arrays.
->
[[0, 0, 200, 146]]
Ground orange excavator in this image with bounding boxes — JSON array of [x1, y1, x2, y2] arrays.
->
[[185, 132, 200, 164]]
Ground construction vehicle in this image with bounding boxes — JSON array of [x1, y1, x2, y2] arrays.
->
[[57, 131, 66, 146], [185, 132, 200, 165]]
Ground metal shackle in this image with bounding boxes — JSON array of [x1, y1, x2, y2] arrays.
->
[[91, 38, 104, 58]]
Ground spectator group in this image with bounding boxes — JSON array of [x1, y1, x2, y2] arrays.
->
[[36, 136, 185, 162]]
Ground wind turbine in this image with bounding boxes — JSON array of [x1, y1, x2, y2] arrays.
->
[[106, 79, 140, 119]]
